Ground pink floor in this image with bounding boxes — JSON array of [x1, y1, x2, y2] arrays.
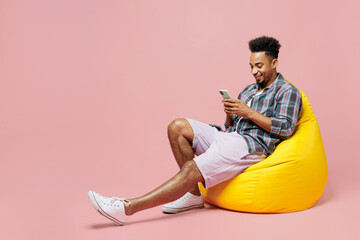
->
[[1, 0, 360, 239], [1, 142, 359, 239]]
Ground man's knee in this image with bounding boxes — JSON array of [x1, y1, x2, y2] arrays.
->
[[181, 160, 204, 182], [168, 118, 194, 142]]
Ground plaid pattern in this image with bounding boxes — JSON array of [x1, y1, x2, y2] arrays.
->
[[225, 73, 302, 154]]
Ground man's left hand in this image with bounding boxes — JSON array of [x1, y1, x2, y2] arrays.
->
[[222, 99, 253, 118]]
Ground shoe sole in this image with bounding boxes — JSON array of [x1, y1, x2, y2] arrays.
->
[[88, 191, 125, 226], [162, 204, 204, 214]]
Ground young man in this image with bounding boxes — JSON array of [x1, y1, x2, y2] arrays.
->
[[88, 36, 302, 225]]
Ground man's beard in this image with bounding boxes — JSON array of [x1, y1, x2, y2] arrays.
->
[[257, 79, 266, 88]]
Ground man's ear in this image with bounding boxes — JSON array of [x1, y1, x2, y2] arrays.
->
[[272, 58, 278, 69]]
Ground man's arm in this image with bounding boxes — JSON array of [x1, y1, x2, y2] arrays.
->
[[223, 99, 271, 132], [247, 109, 272, 132], [225, 113, 235, 129], [269, 89, 302, 139], [223, 88, 302, 138]]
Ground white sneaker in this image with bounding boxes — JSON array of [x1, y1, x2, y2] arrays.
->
[[162, 192, 204, 214], [88, 190, 130, 226], [88, 191, 113, 211]]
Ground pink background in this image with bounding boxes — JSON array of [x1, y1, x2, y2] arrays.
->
[[1, 0, 359, 239]]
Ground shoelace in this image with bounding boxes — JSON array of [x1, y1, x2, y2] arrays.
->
[[110, 198, 123, 204], [172, 194, 189, 206], [104, 197, 131, 208], [101, 198, 122, 207]]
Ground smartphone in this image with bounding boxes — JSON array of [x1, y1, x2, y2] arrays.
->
[[219, 89, 232, 99]]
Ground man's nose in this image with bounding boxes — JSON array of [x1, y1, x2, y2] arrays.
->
[[252, 68, 258, 75]]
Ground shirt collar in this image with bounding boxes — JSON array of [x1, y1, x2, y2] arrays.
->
[[253, 72, 282, 91]]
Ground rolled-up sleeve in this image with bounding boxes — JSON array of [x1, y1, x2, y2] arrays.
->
[[270, 88, 302, 139]]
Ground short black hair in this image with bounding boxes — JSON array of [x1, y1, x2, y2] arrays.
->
[[248, 36, 281, 59]]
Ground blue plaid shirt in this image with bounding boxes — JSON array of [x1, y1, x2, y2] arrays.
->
[[225, 73, 302, 154]]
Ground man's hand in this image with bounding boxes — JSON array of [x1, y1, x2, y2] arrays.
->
[[222, 99, 272, 132], [222, 99, 253, 118]]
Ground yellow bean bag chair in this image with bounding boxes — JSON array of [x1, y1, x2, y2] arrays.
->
[[199, 88, 328, 213]]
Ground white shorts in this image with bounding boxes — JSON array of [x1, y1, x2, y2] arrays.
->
[[185, 118, 267, 188]]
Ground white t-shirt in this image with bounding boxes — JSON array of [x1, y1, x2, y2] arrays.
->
[[234, 89, 264, 122], [247, 90, 264, 107]]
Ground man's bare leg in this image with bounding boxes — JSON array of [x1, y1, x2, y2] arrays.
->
[[167, 118, 200, 196], [124, 160, 204, 215]]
